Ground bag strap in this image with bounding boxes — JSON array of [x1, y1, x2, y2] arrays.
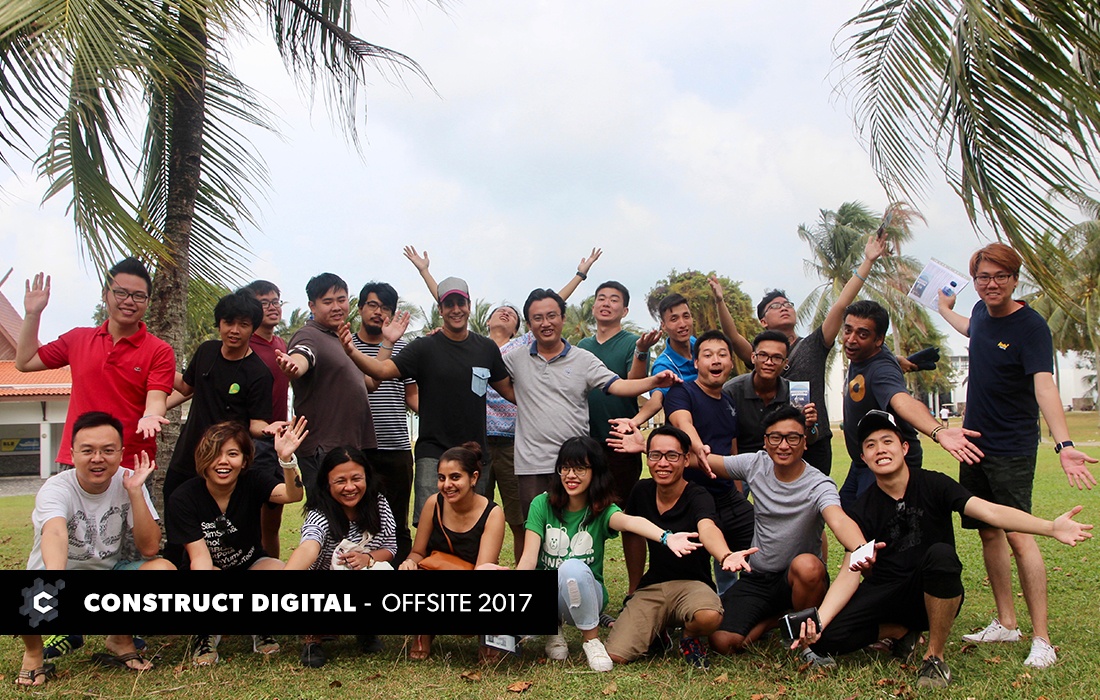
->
[[435, 494, 457, 555]]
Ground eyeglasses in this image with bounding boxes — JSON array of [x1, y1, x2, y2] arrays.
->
[[362, 300, 393, 313], [646, 451, 686, 464], [76, 447, 120, 458], [753, 352, 787, 365], [558, 465, 589, 476], [766, 301, 795, 312], [529, 312, 561, 324], [973, 272, 1014, 286], [110, 288, 149, 304], [764, 432, 805, 447], [259, 299, 284, 309]]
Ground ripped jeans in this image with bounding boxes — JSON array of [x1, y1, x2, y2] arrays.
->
[[557, 558, 602, 631]]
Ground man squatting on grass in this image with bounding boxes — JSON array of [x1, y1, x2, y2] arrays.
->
[[791, 411, 1092, 688]]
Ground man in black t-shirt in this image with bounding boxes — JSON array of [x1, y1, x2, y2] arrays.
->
[[795, 411, 1092, 688], [605, 425, 757, 670]]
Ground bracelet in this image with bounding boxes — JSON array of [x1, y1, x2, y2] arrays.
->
[[279, 454, 299, 467], [575, 270, 587, 281], [720, 551, 734, 566], [659, 530, 671, 547], [380, 342, 394, 350], [930, 426, 944, 444], [852, 268, 866, 282]]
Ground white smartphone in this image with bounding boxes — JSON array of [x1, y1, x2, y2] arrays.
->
[[852, 539, 876, 565]]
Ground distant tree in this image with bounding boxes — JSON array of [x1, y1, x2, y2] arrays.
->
[[276, 307, 310, 344], [563, 296, 596, 344], [469, 299, 492, 337]]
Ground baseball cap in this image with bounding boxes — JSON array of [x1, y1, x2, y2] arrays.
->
[[856, 409, 904, 443], [437, 277, 470, 302]]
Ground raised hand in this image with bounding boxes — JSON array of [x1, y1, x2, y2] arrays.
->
[[651, 369, 682, 389], [382, 311, 412, 346], [635, 329, 663, 354], [275, 416, 309, 462], [403, 246, 430, 272], [707, 276, 724, 302], [801, 402, 818, 430], [123, 451, 156, 493], [337, 322, 356, 356], [864, 230, 889, 261], [24, 273, 51, 315], [577, 247, 602, 276]]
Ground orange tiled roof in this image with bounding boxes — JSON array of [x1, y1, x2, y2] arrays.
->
[[0, 361, 71, 397]]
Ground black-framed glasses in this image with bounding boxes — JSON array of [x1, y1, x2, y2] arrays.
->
[[764, 432, 805, 447], [753, 351, 787, 365], [259, 299, 284, 309], [363, 300, 393, 313], [558, 464, 590, 476], [110, 288, 149, 304], [646, 451, 686, 464], [765, 301, 795, 312], [973, 272, 1014, 286]]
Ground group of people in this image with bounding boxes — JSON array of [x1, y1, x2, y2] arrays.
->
[[10, 240, 1094, 689]]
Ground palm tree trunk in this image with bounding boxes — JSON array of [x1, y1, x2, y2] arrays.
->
[[147, 11, 208, 513]]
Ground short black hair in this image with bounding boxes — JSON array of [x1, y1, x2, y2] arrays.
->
[[752, 330, 790, 352], [306, 273, 348, 303], [357, 281, 398, 311], [693, 329, 733, 359], [241, 280, 280, 297], [595, 281, 630, 308], [843, 299, 890, 339], [647, 423, 691, 453], [107, 258, 153, 295], [72, 411, 124, 445], [761, 403, 806, 432], [523, 288, 566, 323], [214, 291, 263, 329], [657, 293, 689, 320], [756, 289, 789, 320]]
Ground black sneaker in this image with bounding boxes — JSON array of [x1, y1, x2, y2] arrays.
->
[[679, 636, 710, 670], [357, 635, 384, 654], [43, 634, 84, 659], [301, 642, 326, 668], [916, 656, 952, 688], [892, 629, 921, 660]]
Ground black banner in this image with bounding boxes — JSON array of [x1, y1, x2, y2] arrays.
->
[[2, 571, 557, 635]]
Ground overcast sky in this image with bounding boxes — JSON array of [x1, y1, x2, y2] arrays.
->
[[1, 1, 998, 355]]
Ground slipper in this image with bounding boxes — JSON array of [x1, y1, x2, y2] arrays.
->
[[15, 663, 55, 688], [408, 635, 433, 661], [91, 651, 152, 672]]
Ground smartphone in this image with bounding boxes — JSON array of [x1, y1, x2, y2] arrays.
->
[[780, 607, 821, 640], [852, 539, 876, 565]]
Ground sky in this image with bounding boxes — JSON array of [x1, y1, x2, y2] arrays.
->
[[0, 1, 1017, 356]]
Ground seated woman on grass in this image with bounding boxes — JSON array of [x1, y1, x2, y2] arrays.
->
[[398, 442, 505, 662], [514, 436, 701, 671], [285, 446, 397, 668], [166, 417, 307, 666]]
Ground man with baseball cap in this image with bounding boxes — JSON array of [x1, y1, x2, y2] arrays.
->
[[349, 274, 511, 519], [792, 410, 1092, 688]]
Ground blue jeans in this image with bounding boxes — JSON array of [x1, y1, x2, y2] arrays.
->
[[557, 558, 602, 631]]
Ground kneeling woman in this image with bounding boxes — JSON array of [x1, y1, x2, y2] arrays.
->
[[399, 442, 505, 661], [285, 446, 398, 667], [166, 417, 307, 664], [518, 436, 701, 671]]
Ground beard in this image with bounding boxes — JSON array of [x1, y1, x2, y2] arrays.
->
[[363, 323, 383, 335]]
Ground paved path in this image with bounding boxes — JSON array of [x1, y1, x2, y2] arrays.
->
[[0, 476, 44, 497]]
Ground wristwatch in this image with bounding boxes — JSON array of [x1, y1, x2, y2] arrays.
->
[[1054, 440, 1075, 454], [634, 351, 648, 362]]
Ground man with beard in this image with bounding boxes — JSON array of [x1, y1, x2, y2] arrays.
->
[[276, 273, 377, 504]]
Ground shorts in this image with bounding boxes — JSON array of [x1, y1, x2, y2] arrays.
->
[[485, 436, 523, 526], [253, 437, 283, 509], [112, 560, 146, 571], [959, 454, 1035, 529], [718, 568, 795, 636], [605, 580, 722, 662]]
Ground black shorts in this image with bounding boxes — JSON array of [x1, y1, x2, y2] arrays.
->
[[718, 569, 793, 636]]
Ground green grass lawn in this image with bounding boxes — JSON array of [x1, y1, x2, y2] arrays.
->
[[3, 425, 1100, 698]]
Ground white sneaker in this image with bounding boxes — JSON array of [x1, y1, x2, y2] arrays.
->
[[582, 638, 614, 672], [1024, 637, 1057, 668], [545, 628, 569, 661], [962, 618, 1021, 643]]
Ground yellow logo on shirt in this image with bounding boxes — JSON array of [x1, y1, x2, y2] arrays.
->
[[997, 342, 1010, 350], [848, 373, 866, 402], [229, 383, 241, 394]]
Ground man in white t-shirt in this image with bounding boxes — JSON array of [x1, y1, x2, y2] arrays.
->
[[18, 412, 173, 687]]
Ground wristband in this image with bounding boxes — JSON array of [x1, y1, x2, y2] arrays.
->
[[852, 268, 866, 282], [660, 530, 671, 547], [720, 551, 735, 566], [380, 342, 394, 350], [930, 426, 944, 444], [575, 270, 587, 281], [1055, 440, 1075, 454], [279, 454, 299, 467]]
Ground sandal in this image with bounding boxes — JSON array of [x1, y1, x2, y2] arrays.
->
[[408, 635, 433, 661], [16, 663, 55, 688], [91, 651, 153, 672]]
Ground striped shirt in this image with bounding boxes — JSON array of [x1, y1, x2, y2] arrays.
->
[[351, 335, 414, 451], [299, 495, 398, 571]]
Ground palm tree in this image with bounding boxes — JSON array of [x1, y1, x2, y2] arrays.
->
[[468, 298, 492, 337], [837, 1, 1100, 299], [562, 296, 596, 344]]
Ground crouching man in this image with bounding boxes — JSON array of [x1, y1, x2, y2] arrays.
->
[[18, 411, 174, 687], [605, 425, 757, 670], [793, 410, 1091, 688]]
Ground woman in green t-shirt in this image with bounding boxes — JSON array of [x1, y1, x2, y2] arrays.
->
[[517, 436, 700, 671]]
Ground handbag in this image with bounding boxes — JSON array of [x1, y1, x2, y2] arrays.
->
[[418, 497, 474, 571]]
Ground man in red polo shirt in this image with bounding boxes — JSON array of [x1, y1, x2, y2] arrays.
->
[[16, 258, 175, 468]]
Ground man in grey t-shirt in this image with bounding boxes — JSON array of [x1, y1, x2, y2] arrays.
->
[[703, 405, 866, 658]]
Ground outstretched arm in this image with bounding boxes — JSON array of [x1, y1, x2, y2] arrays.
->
[[1035, 372, 1098, 490], [889, 391, 984, 464], [16, 273, 50, 372], [403, 246, 439, 300], [936, 290, 971, 337], [709, 276, 753, 364], [557, 248, 601, 301], [124, 452, 163, 558], [820, 234, 888, 344], [963, 500, 1093, 545], [608, 511, 701, 557]]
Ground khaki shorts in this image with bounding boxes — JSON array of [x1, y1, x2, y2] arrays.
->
[[605, 580, 722, 661]]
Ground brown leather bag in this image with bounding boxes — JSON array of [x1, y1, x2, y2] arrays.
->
[[418, 497, 475, 571]]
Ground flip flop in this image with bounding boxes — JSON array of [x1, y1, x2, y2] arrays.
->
[[15, 663, 55, 688], [91, 651, 153, 672]]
